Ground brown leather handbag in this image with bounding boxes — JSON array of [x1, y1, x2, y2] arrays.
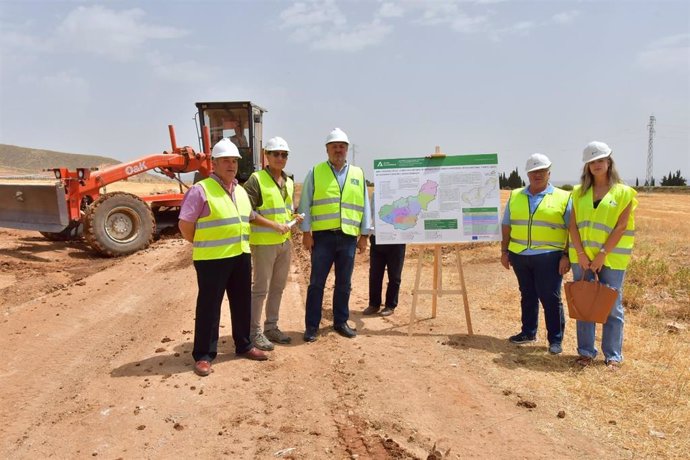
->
[[564, 271, 619, 323]]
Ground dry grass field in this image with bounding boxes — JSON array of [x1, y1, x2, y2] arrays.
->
[[470, 190, 690, 458], [298, 184, 690, 457]]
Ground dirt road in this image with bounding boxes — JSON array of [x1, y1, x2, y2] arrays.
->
[[0, 229, 615, 459]]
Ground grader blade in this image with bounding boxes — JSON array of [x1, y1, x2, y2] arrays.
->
[[0, 183, 70, 232]]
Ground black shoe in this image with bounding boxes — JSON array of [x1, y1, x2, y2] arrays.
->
[[548, 343, 563, 355], [303, 328, 318, 342], [380, 307, 395, 317], [334, 323, 357, 338], [508, 332, 537, 344], [362, 305, 380, 315]]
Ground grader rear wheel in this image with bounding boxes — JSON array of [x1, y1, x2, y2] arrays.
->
[[83, 192, 155, 257]]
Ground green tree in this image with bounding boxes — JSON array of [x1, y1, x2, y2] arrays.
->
[[508, 167, 525, 189], [499, 168, 526, 189], [661, 170, 687, 186], [499, 171, 507, 188]]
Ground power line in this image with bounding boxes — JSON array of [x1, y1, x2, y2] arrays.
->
[[646, 115, 655, 185]]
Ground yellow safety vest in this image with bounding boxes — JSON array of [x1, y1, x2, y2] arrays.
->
[[569, 183, 637, 270], [508, 187, 570, 253], [192, 178, 251, 260], [249, 169, 294, 245], [310, 162, 365, 237]]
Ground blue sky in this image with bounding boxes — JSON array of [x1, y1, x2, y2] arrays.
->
[[1, 0, 688, 184]]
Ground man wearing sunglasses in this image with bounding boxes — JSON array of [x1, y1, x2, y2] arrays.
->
[[244, 137, 303, 351], [297, 128, 371, 342]]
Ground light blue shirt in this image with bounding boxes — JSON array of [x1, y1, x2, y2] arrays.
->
[[370, 194, 376, 236], [297, 160, 371, 235], [502, 183, 572, 255]]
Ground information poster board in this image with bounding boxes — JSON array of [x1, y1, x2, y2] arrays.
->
[[373, 154, 501, 245]]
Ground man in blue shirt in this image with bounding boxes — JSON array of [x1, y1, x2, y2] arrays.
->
[[297, 128, 371, 342]]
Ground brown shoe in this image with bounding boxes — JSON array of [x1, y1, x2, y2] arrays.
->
[[362, 305, 380, 315], [605, 360, 621, 371], [194, 360, 212, 376], [240, 347, 268, 361], [575, 356, 593, 367]]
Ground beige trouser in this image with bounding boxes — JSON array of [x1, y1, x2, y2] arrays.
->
[[250, 240, 292, 337]]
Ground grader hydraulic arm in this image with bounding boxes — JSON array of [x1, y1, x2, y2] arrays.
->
[[0, 125, 212, 256]]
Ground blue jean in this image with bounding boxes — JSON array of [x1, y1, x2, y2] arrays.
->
[[571, 265, 626, 363], [508, 251, 565, 345], [305, 230, 357, 331]]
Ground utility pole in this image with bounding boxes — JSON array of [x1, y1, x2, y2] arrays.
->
[[646, 115, 655, 186]]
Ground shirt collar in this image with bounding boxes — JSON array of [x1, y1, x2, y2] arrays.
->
[[522, 183, 554, 197], [263, 166, 288, 181], [327, 159, 348, 173], [210, 173, 237, 192]]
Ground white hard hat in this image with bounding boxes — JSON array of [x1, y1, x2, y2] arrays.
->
[[582, 141, 612, 163], [325, 127, 349, 145], [265, 136, 290, 152], [211, 138, 241, 159], [525, 153, 552, 172]]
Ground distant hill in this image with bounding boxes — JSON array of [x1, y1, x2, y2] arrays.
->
[[0, 144, 171, 183]]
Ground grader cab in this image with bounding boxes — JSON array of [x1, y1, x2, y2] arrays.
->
[[195, 101, 267, 182], [0, 101, 267, 257]]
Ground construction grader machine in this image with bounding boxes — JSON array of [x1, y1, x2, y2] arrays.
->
[[0, 101, 267, 256]]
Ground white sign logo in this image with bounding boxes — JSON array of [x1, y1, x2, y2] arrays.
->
[[125, 161, 147, 176]]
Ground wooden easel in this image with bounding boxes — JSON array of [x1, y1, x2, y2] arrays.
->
[[407, 146, 473, 336], [408, 244, 473, 336]]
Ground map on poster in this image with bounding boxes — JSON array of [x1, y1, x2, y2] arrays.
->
[[373, 154, 501, 245]]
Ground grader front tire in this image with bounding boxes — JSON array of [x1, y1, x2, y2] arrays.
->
[[83, 192, 155, 257]]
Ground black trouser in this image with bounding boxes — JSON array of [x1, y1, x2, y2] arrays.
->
[[192, 252, 252, 361], [368, 235, 406, 309], [508, 250, 565, 345]]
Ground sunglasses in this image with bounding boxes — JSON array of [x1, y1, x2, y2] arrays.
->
[[268, 151, 289, 159]]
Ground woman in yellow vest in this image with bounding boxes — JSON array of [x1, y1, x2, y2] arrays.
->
[[568, 141, 637, 371], [501, 153, 572, 355], [244, 136, 302, 351]]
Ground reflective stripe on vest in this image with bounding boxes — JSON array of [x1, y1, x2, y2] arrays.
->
[[192, 179, 252, 260], [311, 162, 365, 236], [569, 183, 637, 270], [507, 187, 570, 253], [249, 170, 294, 245]]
